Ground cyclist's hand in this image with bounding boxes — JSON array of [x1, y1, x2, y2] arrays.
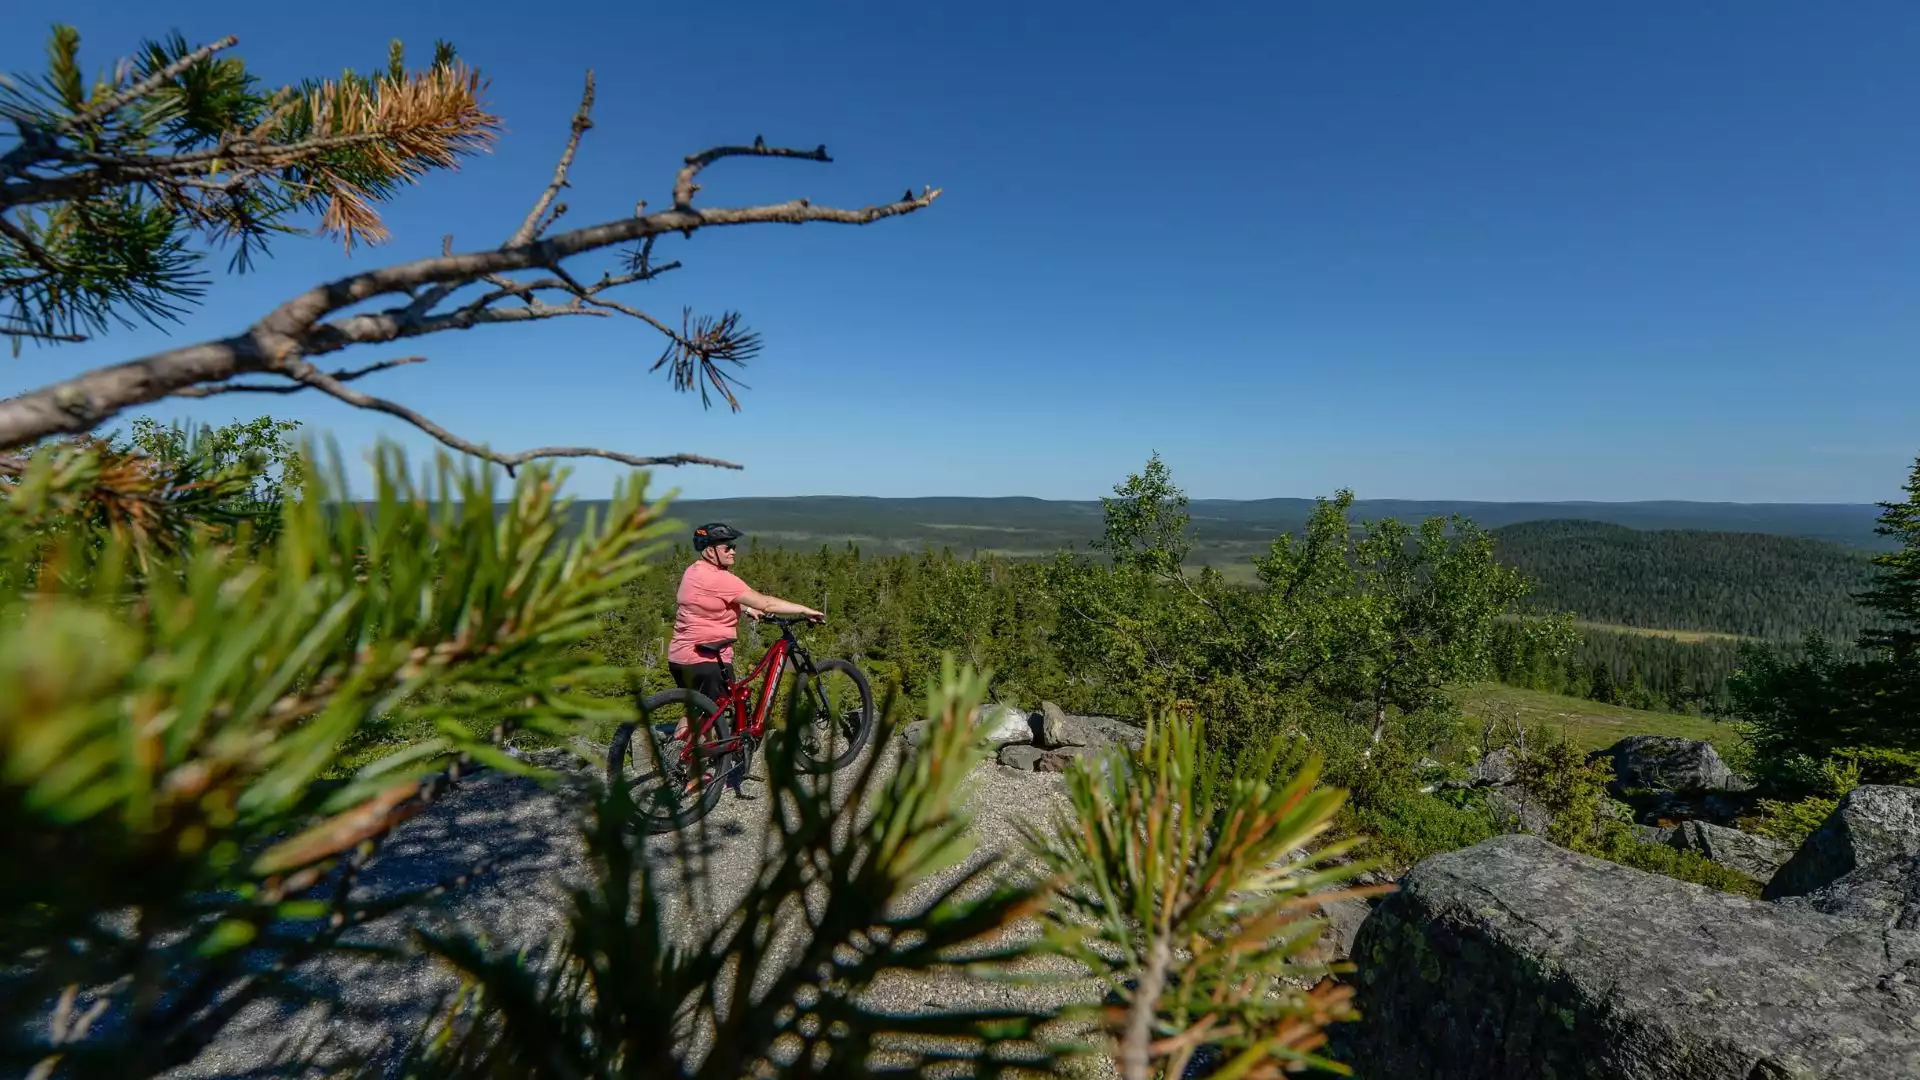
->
[[804, 608, 826, 624]]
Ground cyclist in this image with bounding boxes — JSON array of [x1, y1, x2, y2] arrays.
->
[[668, 522, 823, 743]]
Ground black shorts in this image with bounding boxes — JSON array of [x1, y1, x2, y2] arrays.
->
[[668, 660, 735, 734]]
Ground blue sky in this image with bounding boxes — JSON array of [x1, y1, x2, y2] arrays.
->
[[5, 1, 1919, 503]]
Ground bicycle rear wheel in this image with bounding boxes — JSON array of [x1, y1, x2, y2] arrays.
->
[[779, 657, 876, 774], [606, 688, 737, 833]]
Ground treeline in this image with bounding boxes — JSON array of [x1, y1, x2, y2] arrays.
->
[[1489, 621, 1754, 714], [1492, 519, 1875, 642], [602, 516, 1884, 721], [616, 544, 1753, 720], [603, 534, 1858, 722]]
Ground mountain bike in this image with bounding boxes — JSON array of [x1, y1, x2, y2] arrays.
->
[[606, 614, 876, 833]]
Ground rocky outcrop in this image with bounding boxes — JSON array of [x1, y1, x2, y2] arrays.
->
[[1666, 820, 1794, 883], [1033, 705, 1143, 755], [1777, 854, 1920, 931], [1765, 785, 1920, 900], [1468, 747, 1517, 787], [1587, 735, 1759, 826], [997, 743, 1045, 771], [1483, 785, 1551, 837], [1633, 823, 1675, 845], [1341, 833, 1920, 1079], [1589, 735, 1750, 795], [958, 702, 1144, 773], [1036, 701, 1075, 747], [1035, 747, 1087, 773], [972, 702, 1035, 747]]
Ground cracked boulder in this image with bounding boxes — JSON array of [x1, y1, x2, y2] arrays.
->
[[1336, 833, 1920, 1079], [1765, 785, 1920, 900]]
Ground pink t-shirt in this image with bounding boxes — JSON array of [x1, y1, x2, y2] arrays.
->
[[669, 560, 750, 665]]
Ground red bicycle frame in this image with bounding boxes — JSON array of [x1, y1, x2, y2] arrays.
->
[[678, 633, 795, 758]]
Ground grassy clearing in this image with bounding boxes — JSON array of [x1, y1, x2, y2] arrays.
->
[[1455, 682, 1738, 754], [1569, 620, 1755, 644]]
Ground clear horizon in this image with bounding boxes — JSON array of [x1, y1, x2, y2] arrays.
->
[[5, 2, 1918, 504], [654, 492, 1886, 508]]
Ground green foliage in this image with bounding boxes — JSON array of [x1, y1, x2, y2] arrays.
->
[[1750, 795, 1840, 848], [1494, 519, 1877, 643], [1488, 618, 1757, 715], [1094, 452, 1191, 578], [1, 437, 674, 1078], [1024, 713, 1381, 1080], [395, 662, 1061, 1080], [1723, 634, 1888, 792], [1334, 512, 1534, 740], [1858, 457, 1920, 660], [2, 26, 497, 346], [1048, 457, 1531, 759], [1718, 454, 1920, 794], [1510, 734, 1612, 850], [1575, 822, 1764, 898], [119, 414, 307, 509], [1340, 792, 1499, 871], [1450, 723, 1764, 896], [0, 433, 263, 582]]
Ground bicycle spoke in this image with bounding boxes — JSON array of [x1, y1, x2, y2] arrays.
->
[[612, 693, 731, 831], [778, 658, 874, 773]]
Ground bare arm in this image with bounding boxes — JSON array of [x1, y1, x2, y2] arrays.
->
[[739, 589, 823, 622]]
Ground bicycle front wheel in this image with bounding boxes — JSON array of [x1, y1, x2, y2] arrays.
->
[[781, 658, 876, 774], [606, 688, 736, 833]]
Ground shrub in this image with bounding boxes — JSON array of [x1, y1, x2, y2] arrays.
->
[[1344, 792, 1501, 869], [1750, 796, 1840, 847], [1024, 713, 1387, 1080], [1579, 822, 1765, 897]]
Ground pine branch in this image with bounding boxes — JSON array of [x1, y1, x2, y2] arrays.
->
[[674, 139, 833, 209], [286, 357, 742, 473], [0, 32, 940, 466], [507, 72, 593, 248], [1, 441, 681, 1074], [68, 35, 242, 132], [171, 355, 427, 397], [0, 171, 938, 454], [1024, 714, 1391, 1079]]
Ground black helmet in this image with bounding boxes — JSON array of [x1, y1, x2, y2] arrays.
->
[[692, 522, 744, 550]]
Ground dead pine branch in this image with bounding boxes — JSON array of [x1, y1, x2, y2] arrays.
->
[[0, 38, 942, 474]]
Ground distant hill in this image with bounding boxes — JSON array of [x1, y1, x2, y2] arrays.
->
[[1188, 498, 1890, 550], [1491, 519, 1877, 642], [593, 495, 1892, 555]]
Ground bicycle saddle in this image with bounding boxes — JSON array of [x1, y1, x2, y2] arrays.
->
[[694, 638, 737, 659]]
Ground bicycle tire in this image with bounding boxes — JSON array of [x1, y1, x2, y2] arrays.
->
[[788, 657, 876, 774], [606, 688, 735, 833]]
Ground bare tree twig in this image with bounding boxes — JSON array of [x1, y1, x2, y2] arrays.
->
[[287, 361, 741, 474], [2, 53, 941, 473], [0, 210, 57, 267], [0, 322, 87, 344], [173, 356, 428, 397], [0, 184, 939, 448], [1120, 935, 1173, 1080], [673, 140, 832, 208], [508, 72, 594, 247]]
